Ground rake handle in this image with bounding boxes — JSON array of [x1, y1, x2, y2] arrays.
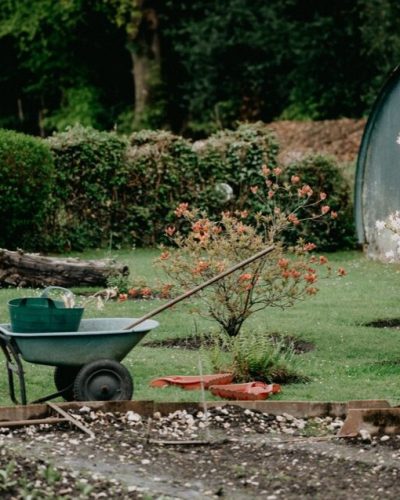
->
[[124, 245, 275, 331]]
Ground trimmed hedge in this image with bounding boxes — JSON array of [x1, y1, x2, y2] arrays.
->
[[46, 125, 128, 250], [37, 124, 354, 251], [0, 129, 54, 249], [122, 130, 200, 246], [281, 155, 356, 251], [194, 122, 279, 213]]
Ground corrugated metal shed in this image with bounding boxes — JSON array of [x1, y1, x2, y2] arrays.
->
[[355, 65, 400, 260]]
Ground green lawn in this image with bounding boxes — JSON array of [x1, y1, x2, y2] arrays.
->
[[1, 248, 400, 405]]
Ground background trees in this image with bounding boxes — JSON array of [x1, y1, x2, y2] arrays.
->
[[0, 0, 399, 137]]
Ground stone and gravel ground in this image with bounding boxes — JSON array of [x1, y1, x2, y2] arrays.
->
[[1, 405, 400, 498]]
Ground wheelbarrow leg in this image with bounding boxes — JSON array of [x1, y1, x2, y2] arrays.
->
[[0, 333, 27, 405]]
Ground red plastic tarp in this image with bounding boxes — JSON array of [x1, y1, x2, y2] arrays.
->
[[209, 382, 281, 401], [149, 373, 234, 390]]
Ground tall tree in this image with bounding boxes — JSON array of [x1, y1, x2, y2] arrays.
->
[[101, 0, 163, 128]]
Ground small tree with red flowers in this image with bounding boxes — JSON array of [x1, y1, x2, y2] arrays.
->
[[158, 165, 345, 338]]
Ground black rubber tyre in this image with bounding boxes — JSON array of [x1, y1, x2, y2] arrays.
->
[[73, 359, 133, 402], [54, 366, 81, 401]]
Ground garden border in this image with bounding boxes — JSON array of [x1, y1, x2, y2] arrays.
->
[[0, 399, 391, 424]]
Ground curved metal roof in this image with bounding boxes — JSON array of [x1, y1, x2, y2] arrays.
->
[[355, 65, 400, 256]]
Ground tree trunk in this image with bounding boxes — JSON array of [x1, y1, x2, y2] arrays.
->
[[0, 249, 129, 288], [130, 1, 160, 127]]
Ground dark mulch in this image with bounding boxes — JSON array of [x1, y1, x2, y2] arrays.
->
[[364, 318, 400, 329], [144, 333, 315, 354]]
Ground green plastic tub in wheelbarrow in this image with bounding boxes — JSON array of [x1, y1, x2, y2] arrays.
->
[[8, 287, 84, 333]]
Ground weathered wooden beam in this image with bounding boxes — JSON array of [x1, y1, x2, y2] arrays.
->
[[0, 248, 129, 287]]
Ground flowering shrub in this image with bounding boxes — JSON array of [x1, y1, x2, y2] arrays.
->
[[159, 166, 343, 338]]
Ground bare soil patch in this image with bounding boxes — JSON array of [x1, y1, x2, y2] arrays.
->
[[267, 118, 365, 164], [364, 318, 400, 329], [1, 405, 400, 498], [144, 333, 315, 354]]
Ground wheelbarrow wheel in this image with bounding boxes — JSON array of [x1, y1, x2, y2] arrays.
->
[[73, 359, 133, 402], [54, 366, 81, 401]]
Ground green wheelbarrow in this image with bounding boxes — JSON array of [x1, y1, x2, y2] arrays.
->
[[0, 318, 158, 405], [0, 245, 275, 405]]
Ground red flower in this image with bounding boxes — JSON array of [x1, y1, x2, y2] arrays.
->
[[278, 258, 289, 269], [337, 267, 347, 276], [306, 287, 318, 295], [160, 251, 170, 260], [119, 293, 128, 302], [192, 260, 210, 275], [320, 192, 327, 201], [331, 211, 338, 219], [128, 288, 139, 297], [319, 256, 328, 265], [273, 167, 282, 176], [235, 222, 247, 234], [141, 287, 152, 297], [288, 213, 300, 225], [321, 205, 330, 215], [304, 242, 317, 252], [165, 226, 176, 237], [304, 273, 317, 284], [291, 175, 300, 184], [174, 202, 189, 217], [239, 273, 252, 282], [298, 185, 313, 198]]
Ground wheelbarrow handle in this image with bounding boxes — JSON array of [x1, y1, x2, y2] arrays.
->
[[124, 244, 275, 331]]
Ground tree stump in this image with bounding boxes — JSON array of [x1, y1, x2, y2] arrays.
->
[[0, 248, 129, 288]]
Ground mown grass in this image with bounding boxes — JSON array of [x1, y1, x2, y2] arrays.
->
[[1, 248, 400, 405]]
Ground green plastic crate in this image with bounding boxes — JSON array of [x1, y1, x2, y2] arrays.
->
[[8, 297, 84, 333]]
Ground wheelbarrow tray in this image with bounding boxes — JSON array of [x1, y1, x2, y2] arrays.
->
[[0, 318, 158, 367]]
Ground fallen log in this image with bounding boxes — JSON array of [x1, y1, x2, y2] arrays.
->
[[0, 248, 129, 288]]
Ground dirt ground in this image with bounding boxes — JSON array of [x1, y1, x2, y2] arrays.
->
[[266, 118, 366, 164], [1, 404, 400, 499]]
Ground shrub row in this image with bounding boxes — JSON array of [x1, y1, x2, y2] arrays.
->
[[0, 124, 355, 251], [0, 129, 54, 249]]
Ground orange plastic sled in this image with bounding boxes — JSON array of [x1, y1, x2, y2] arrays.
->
[[149, 373, 234, 390], [209, 382, 281, 401]]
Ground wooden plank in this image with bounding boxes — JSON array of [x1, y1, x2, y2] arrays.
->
[[47, 402, 95, 438], [0, 417, 68, 428]]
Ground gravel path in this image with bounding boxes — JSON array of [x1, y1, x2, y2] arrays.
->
[[1, 405, 400, 498]]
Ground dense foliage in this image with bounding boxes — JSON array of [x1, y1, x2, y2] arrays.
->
[[281, 156, 355, 251], [1, 124, 354, 252], [0, 129, 54, 249], [0, 0, 400, 135], [44, 124, 279, 249], [46, 126, 128, 250]]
